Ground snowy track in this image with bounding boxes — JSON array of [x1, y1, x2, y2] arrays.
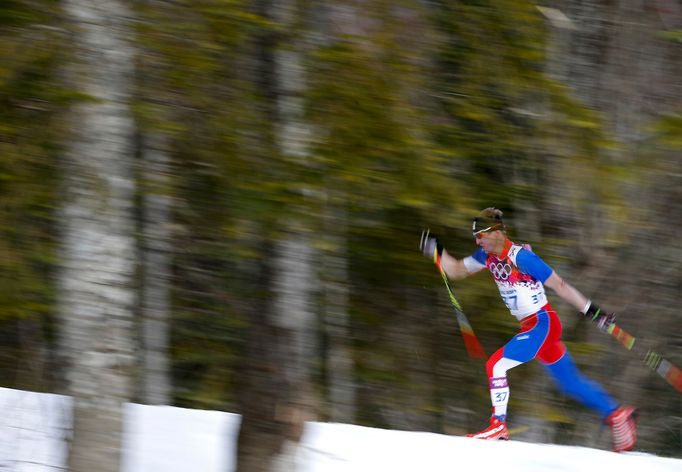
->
[[1, 387, 680, 472]]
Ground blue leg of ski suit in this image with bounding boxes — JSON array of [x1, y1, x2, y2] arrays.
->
[[487, 306, 618, 419], [543, 352, 618, 418]]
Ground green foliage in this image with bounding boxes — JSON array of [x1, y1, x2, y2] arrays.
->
[[0, 0, 69, 390], [0, 1, 66, 318], [132, 0, 276, 408]]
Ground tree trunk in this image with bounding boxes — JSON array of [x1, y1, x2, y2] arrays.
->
[[140, 132, 172, 405], [58, 1, 136, 471], [269, 235, 316, 471], [236, 0, 317, 470]]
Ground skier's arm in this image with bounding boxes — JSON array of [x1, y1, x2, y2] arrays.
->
[[544, 271, 616, 330], [544, 272, 589, 312], [439, 249, 471, 280]]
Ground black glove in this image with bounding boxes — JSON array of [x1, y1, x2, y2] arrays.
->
[[419, 229, 443, 264], [583, 302, 616, 331]]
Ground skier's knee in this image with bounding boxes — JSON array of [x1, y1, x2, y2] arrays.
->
[[487, 356, 521, 379]]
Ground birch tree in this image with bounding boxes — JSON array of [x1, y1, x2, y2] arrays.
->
[[58, 1, 137, 470], [264, 0, 318, 464], [236, 0, 317, 470]]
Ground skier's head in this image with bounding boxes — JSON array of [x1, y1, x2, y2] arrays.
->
[[472, 208, 508, 255], [472, 207, 505, 238]]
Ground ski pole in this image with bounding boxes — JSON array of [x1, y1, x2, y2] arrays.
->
[[433, 250, 487, 360], [604, 322, 682, 393]]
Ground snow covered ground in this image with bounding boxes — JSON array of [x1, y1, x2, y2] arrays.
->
[[1, 387, 680, 472]]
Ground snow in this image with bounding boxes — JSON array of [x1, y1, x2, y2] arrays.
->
[[300, 422, 681, 472], [1, 387, 680, 472], [0, 387, 71, 471]]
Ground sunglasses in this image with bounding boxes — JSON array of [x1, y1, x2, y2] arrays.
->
[[472, 217, 503, 238], [473, 228, 498, 239]]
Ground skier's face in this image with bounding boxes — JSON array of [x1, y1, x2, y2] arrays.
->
[[475, 230, 505, 255]]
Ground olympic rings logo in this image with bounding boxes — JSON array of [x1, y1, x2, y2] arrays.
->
[[490, 262, 512, 280]]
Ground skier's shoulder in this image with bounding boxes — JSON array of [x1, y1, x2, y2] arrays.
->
[[506, 241, 532, 265], [508, 241, 553, 283]]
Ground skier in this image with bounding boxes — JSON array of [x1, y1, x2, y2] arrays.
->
[[420, 207, 638, 452]]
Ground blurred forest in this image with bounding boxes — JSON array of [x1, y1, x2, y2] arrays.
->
[[0, 0, 680, 470]]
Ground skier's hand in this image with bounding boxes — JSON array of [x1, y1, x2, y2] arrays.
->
[[597, 312, 616, 331], [419, 229, 442, 264], [583, 302, 616, 331]]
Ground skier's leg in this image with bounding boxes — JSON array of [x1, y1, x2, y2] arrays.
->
[[486, 347, 519, 419], [537, 311, 636, 451], [541, 351, 618, 418], [544, 349, 638, 451], [465, 345, 518, 439], [469, 310, 554, 439], [486, 310, 553, 418]]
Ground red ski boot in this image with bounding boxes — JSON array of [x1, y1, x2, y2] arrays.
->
[[605, 406, 638, 452], [466, 416, 509, 440]]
